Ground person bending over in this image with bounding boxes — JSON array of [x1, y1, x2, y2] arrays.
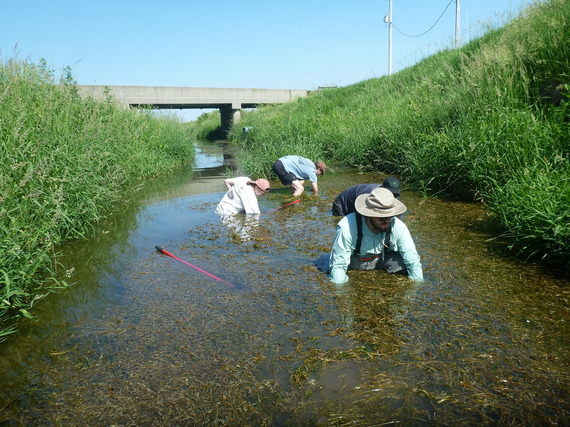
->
[[215, 177, 270, 215], [331, 176, 401, 217], [272, 155, 326, 196]]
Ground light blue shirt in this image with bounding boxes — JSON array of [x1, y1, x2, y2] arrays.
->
[[329, 213, 423, 283], [279, 155, 318, 182]]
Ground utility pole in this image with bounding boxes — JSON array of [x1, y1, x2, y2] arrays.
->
[[455, 0, 461, 48], [384, 0, 393, 75]]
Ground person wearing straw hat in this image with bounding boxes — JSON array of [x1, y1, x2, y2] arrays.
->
[[272, 155, 327, 196], [331, 176, 402, 217], [328, 187, 423, 284], [215, 177, 270, 215]]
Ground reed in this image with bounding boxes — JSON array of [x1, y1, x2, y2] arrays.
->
[[0, 56, 195, 338], [199, 0, 569, 273]]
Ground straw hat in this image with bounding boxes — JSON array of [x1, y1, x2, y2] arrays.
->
[[355, 187, 407, 217]]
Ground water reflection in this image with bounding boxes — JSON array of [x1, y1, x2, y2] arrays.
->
[[219, 214, 261, 241]]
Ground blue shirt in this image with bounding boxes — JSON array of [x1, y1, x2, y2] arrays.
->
[[279, 155, 318, 182], [329, 213, 423, 283]]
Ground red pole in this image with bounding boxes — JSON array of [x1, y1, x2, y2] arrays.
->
[[155, 246, 233, 287], [262, 198, 301, 214]]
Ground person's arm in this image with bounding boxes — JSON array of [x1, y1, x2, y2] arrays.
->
[[224, 178, 237, 191], [311, 181, 319, 195], [329, 219, 354, 284], [392, 219, 424, 281]]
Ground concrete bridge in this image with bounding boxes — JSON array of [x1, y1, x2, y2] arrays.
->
[[76, 85, 308, 134]]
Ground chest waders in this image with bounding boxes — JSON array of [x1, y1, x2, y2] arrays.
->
[[350, 213, 391, 270]]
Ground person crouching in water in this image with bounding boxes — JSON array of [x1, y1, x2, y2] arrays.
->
[[328, 187, 423, 284], [215, 177, 270, 215]]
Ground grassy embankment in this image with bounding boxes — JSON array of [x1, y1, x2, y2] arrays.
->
[[1, 57, 195, 340], [190, 0, 569, 274]]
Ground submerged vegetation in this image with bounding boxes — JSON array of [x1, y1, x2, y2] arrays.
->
[[1, 173, 567, 424], [0, 57, 195, 339], [191, 0, 569, 274]]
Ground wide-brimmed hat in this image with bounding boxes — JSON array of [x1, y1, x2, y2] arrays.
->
[[315, 161, 327, 175], [355, 187, 407, 218], [250, 178, 270, 193]]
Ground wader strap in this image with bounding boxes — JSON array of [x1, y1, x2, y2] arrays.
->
[[354, 213, 363, 255]]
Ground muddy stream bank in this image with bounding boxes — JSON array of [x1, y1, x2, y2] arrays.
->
[[1, 142, 568, 425]]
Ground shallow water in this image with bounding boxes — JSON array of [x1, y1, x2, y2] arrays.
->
[[1, 142, 568, 425]]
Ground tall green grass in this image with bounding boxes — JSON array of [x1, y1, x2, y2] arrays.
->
[[213, 0, 569, 272], [0, 57, 195, 339], [187, 110, 225, 141]]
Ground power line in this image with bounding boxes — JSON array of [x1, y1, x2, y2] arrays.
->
[[393, 0, 454, 38]]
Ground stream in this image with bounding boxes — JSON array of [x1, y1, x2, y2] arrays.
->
[[0, 142, 568, 425]]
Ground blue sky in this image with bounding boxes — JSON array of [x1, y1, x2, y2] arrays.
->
[[1, 0, 537, 121]]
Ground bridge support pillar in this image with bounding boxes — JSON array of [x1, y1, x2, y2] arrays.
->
[[220, 106, 241, 137]]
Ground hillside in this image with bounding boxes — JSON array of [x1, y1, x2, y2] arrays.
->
[[217, 0, 569, 273]]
